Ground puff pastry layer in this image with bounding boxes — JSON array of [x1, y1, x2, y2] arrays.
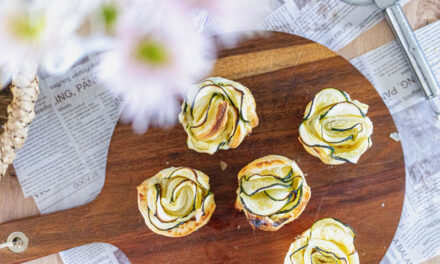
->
[[137, 167, 215, 237], [284, 218, 359, 264], [235, 155, 311, 231], [179, 77, 258, 154], [299, 88, 373, 165]]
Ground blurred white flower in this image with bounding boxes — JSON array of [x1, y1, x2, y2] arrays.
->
[[0, 64, 13, 89], [178, 0, 273, 31], [176, 0, 274, 47], [0, 0, 271, 133], [72, 0, 127, 56], [79, 0, 123, 36], [11, 61, 38, 88], [99, 0, 215, 133], [0, 0, 91, 76]]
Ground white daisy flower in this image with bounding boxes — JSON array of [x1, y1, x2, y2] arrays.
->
[[0, 0, 91, 75], [179, 0, 273, 31], [79, 0, 123, 36], [0, 64, 13, 89], [99, 0, 215, 133], [176, 0, 274, 47]]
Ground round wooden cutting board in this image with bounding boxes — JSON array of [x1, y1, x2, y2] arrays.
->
[[0, 32, 405, 264]]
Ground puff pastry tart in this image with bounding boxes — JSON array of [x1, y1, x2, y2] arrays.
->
[[299, 88, 373, 165], [284, 218, 359, 264], [235, 155, 311, 231], [179, 77, 258, 154], [137, 167, 215, 237]]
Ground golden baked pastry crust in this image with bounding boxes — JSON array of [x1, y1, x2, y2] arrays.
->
[[137, 167, 216, 237], [179, 77, 258, 154], [284, 218, 359, 264], [299, 88, 373, 165], [235, 155, 311, 231]]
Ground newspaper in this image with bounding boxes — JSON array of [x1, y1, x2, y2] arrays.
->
[[59, 243, 130, 264], [9, 0, 432, 263], [350, 20, 440, 263], [13, 55, 121, 214], [200, 0, 408, 51], [256, 0, 408, 50]]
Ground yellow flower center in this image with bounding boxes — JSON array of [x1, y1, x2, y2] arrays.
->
[[135, 40, 169, 66], [100, 3, 118, 30], [10, 12, 46, 41]]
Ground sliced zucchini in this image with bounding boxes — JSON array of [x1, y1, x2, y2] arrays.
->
[[201, 191, 214, 216], [299, 88, 373, 165], [147, 207, 193, 231], [321, 119, 363, 144], [236, 155, 310, 231], [309, 218, 356, 255], [303, 88, 350, 121], [264, 188, 293, 201], [240, 191, 290, 216], [310, 247, 347, 263], [190, 84, 224, 119], [222, 84, 249, 122], [241, 175, 292, 196], [167, 167, 209, 190], [276, 185, 303, 215], [304, 240, 350, 264], [320, 102, 365, 120], [329, 122, 362, 132], [332, 137, 371, 164], [138, 167, 215, 237], [284, 218, 359, 264], [179, 77, 258, 154], [310, 218, 356, 238], [288, 243, 308, 264]]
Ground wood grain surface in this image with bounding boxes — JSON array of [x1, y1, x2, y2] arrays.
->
[[0, 32, 405, 264]]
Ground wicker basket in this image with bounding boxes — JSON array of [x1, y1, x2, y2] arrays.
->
[[0, 72, 39, 179]]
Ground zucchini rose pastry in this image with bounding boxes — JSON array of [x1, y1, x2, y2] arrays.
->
[[137, 167, 215, 237], [284, 218, 359, 264], [179, 77, 258, 154], [299, 88, 373, 165], [235, 155, 311, 231]]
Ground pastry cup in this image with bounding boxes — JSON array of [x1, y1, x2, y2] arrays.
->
[[284, 218, 359, 264], [179, 77, 258, 154], [137, 167, 216, 237], [235, 155, 311, 231], [299, 88, 373, 165]]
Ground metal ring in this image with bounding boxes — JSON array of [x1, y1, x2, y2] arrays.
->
[[6, 232, 29, 253]]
